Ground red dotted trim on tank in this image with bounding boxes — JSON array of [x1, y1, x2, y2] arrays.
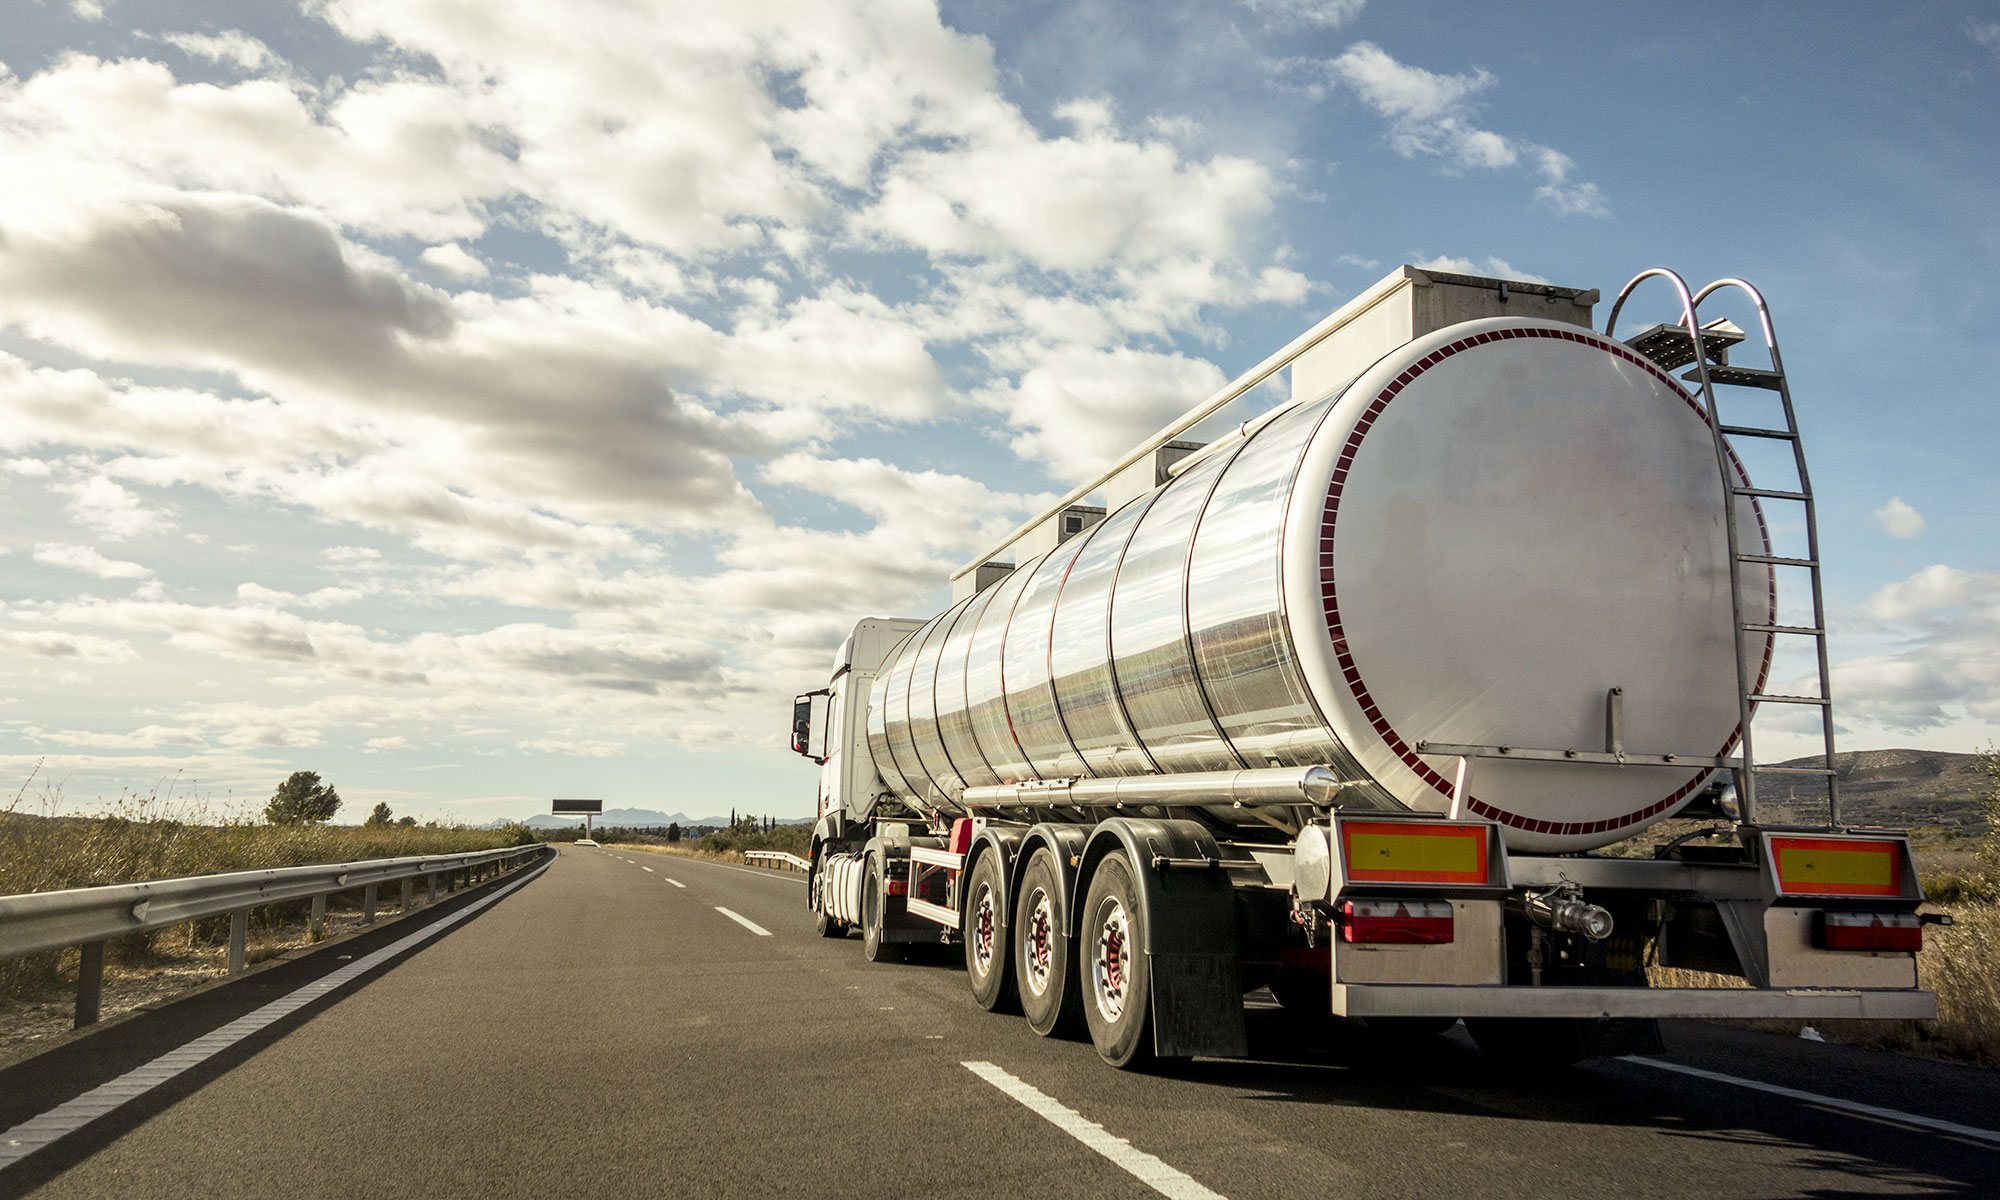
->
[[1318, 325, 1772, 837]]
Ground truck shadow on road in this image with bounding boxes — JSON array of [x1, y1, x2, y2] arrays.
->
[[1147, 1009, 1995, 1198]]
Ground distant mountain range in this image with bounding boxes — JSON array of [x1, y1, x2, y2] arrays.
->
[[1756, 748, 1991, 830], [489, 809, 813, 830]]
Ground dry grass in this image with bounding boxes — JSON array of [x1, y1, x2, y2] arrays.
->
[[1648, 899, 2000, 1067], [0, 767, 527, 1005]]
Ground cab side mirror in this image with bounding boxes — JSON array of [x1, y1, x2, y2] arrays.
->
[[790, 691, 830, 763]]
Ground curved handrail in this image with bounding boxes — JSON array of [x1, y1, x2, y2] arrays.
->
[[1691, 276, 1783, 376], [1606, 267, 1759, 822], [1602, 266, 1700, 343]]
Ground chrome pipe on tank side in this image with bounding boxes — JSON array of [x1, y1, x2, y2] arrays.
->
[[960, 765, 1374, 810]]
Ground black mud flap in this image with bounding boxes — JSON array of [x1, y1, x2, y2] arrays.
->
[[1150, 951, 1247, 1058]]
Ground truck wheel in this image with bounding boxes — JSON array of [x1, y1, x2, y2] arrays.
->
[[862, 854, 901, 963], [1081, 851, 1153, 1069], [963, 851, 1016, 1013], [811, 868, 845, 939], [1466, 1018, 1584, 1069], [1015, 849, 1081, 1037]]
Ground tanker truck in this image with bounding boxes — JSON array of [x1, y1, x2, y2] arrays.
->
[[786, 265, 1942, 1068]]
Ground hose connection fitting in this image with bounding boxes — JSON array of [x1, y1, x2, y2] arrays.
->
[[1515, 880, 1614, 942]]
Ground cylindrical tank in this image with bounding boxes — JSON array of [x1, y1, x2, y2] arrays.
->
[[868, 318, 1772, 852]]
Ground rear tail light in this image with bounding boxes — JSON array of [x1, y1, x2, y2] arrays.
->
[[1339, 898, 1454, 944], [1815, 910, 1922, 952], [886, 879, 908, 897]]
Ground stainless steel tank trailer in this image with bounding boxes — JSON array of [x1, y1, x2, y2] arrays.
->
[[786, 265, 1943, 1069]]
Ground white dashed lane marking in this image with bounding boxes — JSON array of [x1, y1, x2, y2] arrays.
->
[[714, 907, 771, 936], [962, 1061, 1226, 1200], [666, 879, 685, 889]]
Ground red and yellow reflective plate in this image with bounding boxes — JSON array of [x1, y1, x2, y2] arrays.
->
[[1768, 836, 1904, 898], [1340, 821, 1490, 885]]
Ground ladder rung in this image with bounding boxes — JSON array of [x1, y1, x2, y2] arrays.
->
[[1685, 365, 1785, 390], [1755, 766, 1837, 776], [1740, 554, 1817, 567], [1718, 424, 1798, 440], [1743, 623, 1824, 635], [1732, 487, 1809, 501], [1749, 693, 1829, 706]]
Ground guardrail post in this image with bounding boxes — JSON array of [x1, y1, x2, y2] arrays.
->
[[229, 909, 248, 974], [427, 873, 438, 904], [310, 893, 327, 941], [401, 879, 414, 911], [75, 940, 106, 1028], [363, 883, 378, 925]]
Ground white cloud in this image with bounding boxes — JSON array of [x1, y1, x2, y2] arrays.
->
[[161, 31, 279, 72], [1834, 565, 2000, 734], [1414, 255, 1550, 284], [0, 628, 141, 664], [1873, 496, 1925, 539], [1241, 0, 1366, 28], [50, 475, 172, 539], [0, 1, 1332, 808], [419, 242, 489, 280], [33, 542, 153, 580], [977, 344, 1232, 483], [1283, 42, 1610, 218], [1973, 22, 2000, 61]]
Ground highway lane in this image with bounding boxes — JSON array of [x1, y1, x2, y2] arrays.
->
[[7, 843, 1998, 1198]]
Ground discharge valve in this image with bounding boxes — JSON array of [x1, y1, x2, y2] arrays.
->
[[1515, 880, 1614, 941]]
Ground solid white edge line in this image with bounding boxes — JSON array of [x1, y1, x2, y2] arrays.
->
[[1618, 1056, 2000, 1147], [962, 1061, 1227, 1200], [0, 853, 556, 1172], [714, 907, 772, 937], [666, 879, 685, 889]]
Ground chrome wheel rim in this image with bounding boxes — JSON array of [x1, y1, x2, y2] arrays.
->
[[1091, 898, 1130, 1022], [971, 883, 997, 977], [1022, 889, 1055, 998]]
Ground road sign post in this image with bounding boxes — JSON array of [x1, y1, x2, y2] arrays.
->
[[552, 799, 604, 843]]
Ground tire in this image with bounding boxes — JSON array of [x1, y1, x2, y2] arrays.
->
[[811, 864, 845, 939], [1080, 851, 1154, 1069], [1015, 849, 1081, 1038], [1466, 1017, 1585, 1069], [963, 851, 1017, 1013], [861, 854, 901, 963]]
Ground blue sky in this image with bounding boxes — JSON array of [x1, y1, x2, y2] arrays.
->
[[1, 0, 1994, 826]]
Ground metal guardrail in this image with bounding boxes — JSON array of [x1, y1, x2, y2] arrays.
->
[[742, 851, 808, 872], [0, 844, 548, 1029]]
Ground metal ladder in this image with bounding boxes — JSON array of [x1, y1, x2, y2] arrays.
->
[[1605, 269, 1841, 828]]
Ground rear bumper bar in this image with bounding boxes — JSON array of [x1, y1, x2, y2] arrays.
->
[[1330, 983, 1937, 1021]]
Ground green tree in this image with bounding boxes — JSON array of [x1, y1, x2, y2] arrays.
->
[[396, 815, 417, 828], [667, 821, 682, 843], [365, 801, 393, 827], [264, 771, 342, 825]]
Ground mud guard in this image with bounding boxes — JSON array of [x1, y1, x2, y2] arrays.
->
[[1011, 823, 1090, 937], [1080, 818, 1247, 1059], [963, 825, 1027, 930]]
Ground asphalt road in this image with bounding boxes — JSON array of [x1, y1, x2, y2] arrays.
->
[[4, 844, 1997, 1199]]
